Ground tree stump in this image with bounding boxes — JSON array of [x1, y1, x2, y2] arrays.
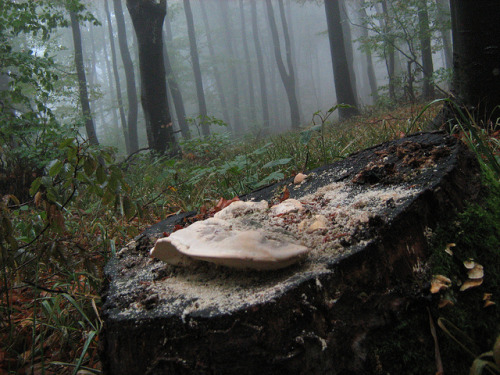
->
[[100, 132, 480, 374]]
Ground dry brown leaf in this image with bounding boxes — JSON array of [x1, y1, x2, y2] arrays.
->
[[459, 278, 483, 291]]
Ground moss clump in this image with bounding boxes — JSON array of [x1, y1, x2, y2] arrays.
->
[[427, 172, 500, 373], [368, 171, 499, 375]]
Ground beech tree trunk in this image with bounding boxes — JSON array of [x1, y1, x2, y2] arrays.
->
[[251, 0, 270, 131], [112, 0, 139, 153], [104, 0, 129, 153], [184, 0, 209, 137], [240, 0, 257, 126], [324, 0, 359, 119], [450, 0, 500, 121], [340, 0, 358, 102], [69, 10, 99, 146], [436, 0, 453, 70], [127, 0, 178, 155], [199, 1, 231, 128], [417, 0, 434, 99], [379, 0, 396, 101], [219, 2, 243, 133], [265, 0, 301, 129], [357, 0, 378, 101]]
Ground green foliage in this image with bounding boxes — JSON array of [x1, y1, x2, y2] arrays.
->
[[357, 0, 449, 101]]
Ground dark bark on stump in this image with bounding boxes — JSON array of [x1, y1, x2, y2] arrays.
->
[[100, 132, 480, 375]]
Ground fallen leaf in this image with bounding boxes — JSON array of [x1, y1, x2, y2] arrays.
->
[[460, 278, 483, 291], [483, 293, 492, 301], [279, 187, 290, 203]]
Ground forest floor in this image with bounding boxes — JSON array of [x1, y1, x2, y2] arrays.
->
[[0, 101, 499, 374]]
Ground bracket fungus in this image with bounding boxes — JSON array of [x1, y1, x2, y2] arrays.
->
[[150, 201, 310, 270]]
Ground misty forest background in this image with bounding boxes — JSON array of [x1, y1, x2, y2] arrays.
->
[[1, 0, 499, 374]]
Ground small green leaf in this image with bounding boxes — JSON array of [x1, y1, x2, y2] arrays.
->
[[122, 196, 135, 219], [262, 158, 292, 169], [102, 188, 115, 206], [96, 164, 106, 184], [83, 158, 97, 177], [48, 160, 63, 177], [30, 177, 42, 196], [59, 137, 75, 149]]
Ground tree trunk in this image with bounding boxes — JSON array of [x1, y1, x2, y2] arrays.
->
[[324, 0, 359, 119], [450, 0, 500, 121], [199, 0, 231, 128], [417, 0, 434, 99], [250, 0, 270, 131], [104, 0, 129, 153], [379, 0, 396, 101], [436, 0, 452, 70], [239, 0, 257, 126], [219, 2, 242, 133], [163, 7, 190, 140], [340, 0, 358, 102], [69, 10, 99, 146], [265, 0, 301, 129], [127, 0, 178, 155], [112, 0, 139, 153], [184, 0, 209, 137], [357, 0, 378, 101]]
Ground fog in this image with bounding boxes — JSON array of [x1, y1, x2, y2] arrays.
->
[[42, 0, 450, 153]]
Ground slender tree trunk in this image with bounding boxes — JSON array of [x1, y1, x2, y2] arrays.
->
[[436, 0, 452, 70], [198, 1, 231, 128], [127, 0, 178, 155], [417, 0, 434, 99], [250, 0, 270, 131], [69, 11, 99, 145], [163, 8, 190, 139], [340, 0, 358, 102], [357, 0, 378, 101], [184, 0, 209, 136], [239, 0, 257, 125], [450, 0, 500, 121], [162, 38, 190, 140], [265, 0, 300, 129], [113, 0, 138, 153], [102, 30, 121, 143], [104, 0, 129, 153], [380, 0, 396, 101], [324, 0, 359, 119], [219, 2, 242, 133]]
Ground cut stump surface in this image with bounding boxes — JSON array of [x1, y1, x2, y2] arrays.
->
[[100, 132, 480, 375]]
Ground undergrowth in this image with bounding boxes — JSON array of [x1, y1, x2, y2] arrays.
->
[[1, 101, 498, 374]]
